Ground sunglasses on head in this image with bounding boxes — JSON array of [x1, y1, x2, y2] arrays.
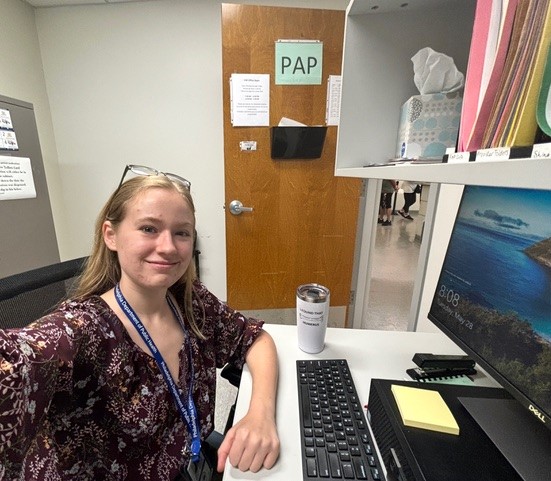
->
[[117, 164, 191, 191]]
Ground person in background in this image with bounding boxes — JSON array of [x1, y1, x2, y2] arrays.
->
[[0, 165, 280, 481], [397, 180, 416, 220], [378, 179, 399, 226]]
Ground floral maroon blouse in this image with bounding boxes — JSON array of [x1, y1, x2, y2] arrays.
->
[[0, 281, 264, 480]]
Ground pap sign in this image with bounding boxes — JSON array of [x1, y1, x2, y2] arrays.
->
[[275, 41, 323, 85]]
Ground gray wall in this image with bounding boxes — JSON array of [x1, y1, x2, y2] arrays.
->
[[0, 95, 59, 277]]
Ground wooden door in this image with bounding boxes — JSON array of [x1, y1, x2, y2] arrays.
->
[[222, 4, 361, 324]]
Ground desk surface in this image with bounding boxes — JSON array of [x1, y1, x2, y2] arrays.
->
[[223, 324, 498, 480]]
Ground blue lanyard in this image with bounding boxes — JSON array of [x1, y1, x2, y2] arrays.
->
[[114, 284, 201, 462]]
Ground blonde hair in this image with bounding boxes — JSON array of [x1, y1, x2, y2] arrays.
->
[[74, 175, 205, 338]]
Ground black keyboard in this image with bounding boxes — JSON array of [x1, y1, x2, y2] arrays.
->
[[297, 359, 385, 481]]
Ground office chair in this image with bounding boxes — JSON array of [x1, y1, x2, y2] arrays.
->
[[0, 256, 88, 330]]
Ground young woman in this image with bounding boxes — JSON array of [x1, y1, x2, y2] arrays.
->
[[397, 180, 417, 220], [0, 165, 279, 480]]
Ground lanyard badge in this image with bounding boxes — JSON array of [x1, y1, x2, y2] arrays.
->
[[186, 450, 214, 481], [114, 284, 201, 462]]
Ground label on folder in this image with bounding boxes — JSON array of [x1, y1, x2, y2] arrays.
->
[[391, 384, 460, 435]]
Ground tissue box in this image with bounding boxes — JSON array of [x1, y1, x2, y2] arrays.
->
[[396, 91, 462, 159]]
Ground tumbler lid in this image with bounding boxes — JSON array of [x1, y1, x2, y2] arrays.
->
[[297, 283, 329, 303]]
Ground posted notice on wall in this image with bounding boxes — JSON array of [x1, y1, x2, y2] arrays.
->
[[0, 108, 14, 129], [326, 75, 342, 126], [230, 73, 270, 127], [0, 129, 18, 150], [0, 156, 36, 200]]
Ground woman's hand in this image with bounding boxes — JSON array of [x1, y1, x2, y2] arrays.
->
[[216, 409, 280, 472], [216, 330, 279, 473]]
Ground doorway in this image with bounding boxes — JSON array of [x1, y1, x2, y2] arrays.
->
[[363, 185, 422, 330], [221, 4, 362, 327]]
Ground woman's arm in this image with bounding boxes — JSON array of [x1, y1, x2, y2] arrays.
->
[[216, 330, 280, 473], [0, 313, 75, 472]]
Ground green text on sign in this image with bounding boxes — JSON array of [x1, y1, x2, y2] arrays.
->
[[275, 41, 323, 85]]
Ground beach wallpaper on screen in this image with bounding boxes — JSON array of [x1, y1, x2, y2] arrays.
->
[[430, 185, 551, 414]]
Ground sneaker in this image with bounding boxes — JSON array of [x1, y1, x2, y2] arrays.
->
[[398, 210, 407, 219], [377, 218, 383, 224], [405, 214, 414, 220], [382, 220, 392, 226]]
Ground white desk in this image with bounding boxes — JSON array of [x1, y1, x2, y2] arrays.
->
[[223, 324, 498, 480]]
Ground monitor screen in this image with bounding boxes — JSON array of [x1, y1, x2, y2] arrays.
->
[[428, 185, 551, 430]]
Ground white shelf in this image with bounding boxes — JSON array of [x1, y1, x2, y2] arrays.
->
[[335, 157, 551, 190], [336, 0, 476, 171], [336, 0, 551, 190]]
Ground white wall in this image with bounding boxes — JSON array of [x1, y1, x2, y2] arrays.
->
[[32, 0, 348, 300]]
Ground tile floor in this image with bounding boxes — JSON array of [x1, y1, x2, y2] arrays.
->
[[365, 211, 420, 331], [214, 211, 421, 432]]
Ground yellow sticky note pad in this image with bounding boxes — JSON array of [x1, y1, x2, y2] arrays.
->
[[391, 384, 460, 435]]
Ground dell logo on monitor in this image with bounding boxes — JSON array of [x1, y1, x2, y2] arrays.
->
[[529, 405, 547, 423]]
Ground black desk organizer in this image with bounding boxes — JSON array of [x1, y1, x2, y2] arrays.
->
[[367, 379, 541, 481]]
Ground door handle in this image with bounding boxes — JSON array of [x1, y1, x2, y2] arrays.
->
[[229, 200, 254, 215]]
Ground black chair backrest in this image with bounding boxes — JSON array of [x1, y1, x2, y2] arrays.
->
[[0, 257, 88, 330]]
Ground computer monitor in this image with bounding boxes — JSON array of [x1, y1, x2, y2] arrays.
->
[[428, 185, 551, 480]]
